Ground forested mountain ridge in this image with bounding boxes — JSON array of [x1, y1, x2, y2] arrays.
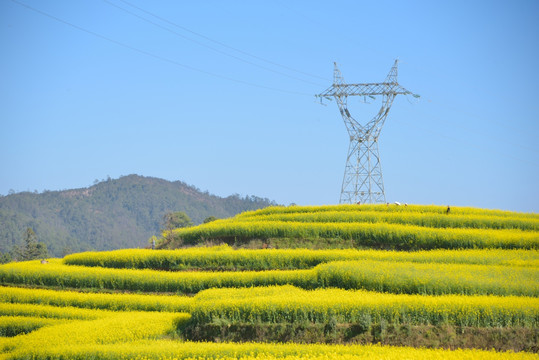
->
[[0, 175, 276, 257]]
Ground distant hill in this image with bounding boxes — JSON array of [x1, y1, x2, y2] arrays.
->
[[0, 175, 276, 256]]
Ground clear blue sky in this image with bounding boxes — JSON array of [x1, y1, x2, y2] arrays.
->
[[1, 0, 538, 212]]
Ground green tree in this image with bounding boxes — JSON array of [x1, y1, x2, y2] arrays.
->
[[203, 216, 218, 223], [13, 228, 48, 261], [162, 211, 193, 232], [0, 252, 12, 264]]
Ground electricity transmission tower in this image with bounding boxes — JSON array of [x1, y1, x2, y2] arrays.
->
[[316, 60, 418, 204]]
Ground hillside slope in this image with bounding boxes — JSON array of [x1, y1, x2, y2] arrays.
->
[[162, 204, 539, 250], [0, 175, 275, 256], [0, 205, 537, 356]]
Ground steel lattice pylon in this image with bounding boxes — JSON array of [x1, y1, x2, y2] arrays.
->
[[316, 60, 418, 204]]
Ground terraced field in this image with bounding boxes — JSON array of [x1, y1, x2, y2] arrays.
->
[[163, 204, 539, 250], [0, 204, 537, 359]]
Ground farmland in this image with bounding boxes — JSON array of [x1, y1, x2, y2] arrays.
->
[[163, 204, 539, 250], [0, 204, 537, 359]]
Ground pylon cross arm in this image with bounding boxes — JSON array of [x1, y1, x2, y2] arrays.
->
[[316, 83, 416, 98]]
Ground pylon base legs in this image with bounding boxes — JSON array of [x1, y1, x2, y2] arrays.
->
[[339, 139, 386, 204]]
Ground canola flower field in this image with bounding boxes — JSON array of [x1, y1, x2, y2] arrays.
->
[[0, 204, 537, 359], [165, 205, 539, 250], [64, 247, 539, 270]]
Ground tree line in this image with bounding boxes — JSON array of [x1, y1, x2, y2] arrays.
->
[[1, 227, 48, 263]]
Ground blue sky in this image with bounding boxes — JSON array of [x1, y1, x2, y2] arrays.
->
[[1, 0, 538, 212]]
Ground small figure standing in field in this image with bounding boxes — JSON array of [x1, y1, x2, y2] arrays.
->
[[356, 201, 361, 205], [446, 205, 451, 214]]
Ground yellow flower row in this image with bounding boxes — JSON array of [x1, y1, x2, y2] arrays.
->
[[3, 339, 536, 360], [1, 282, 536, 358], [63, 247, 539, 271], [2, 284, 537, 328], [190, 285, 538, 327], [1, 258, 537, 296], [1, 311, 190, 359], [0, 260, 314, 294], [315, 259, 539, 296], [0, 285, 192, 312], [237, 204, 539, 219], [169, 220, 538, 250], [236, 209, 539, 231], [0, 316, 67, 337], [0, 302, 111, 320]]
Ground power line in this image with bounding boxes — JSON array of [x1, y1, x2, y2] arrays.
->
[[424, 98, 539, 155], [10, 0, 313, 97], [398, 106, 539, 168], [117, 0, 330, 82], [274, 1, 539, 166], [102, 0, 325, 87]]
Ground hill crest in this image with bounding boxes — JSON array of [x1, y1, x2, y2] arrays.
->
[[0, 174, 276, 256]]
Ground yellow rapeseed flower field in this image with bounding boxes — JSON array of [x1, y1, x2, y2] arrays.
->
[[164, 205, 539, 250], [0, 257, 536, 296], [0, 205, 537, 359], [0, 286, 193, 312], [190, 285, 538, 327], [168, 220, 538, 250], [2, 340, 536, 360], [63, 246, 539, 270]]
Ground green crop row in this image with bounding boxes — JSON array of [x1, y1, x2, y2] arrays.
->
[[63, 247, 539, 271]]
